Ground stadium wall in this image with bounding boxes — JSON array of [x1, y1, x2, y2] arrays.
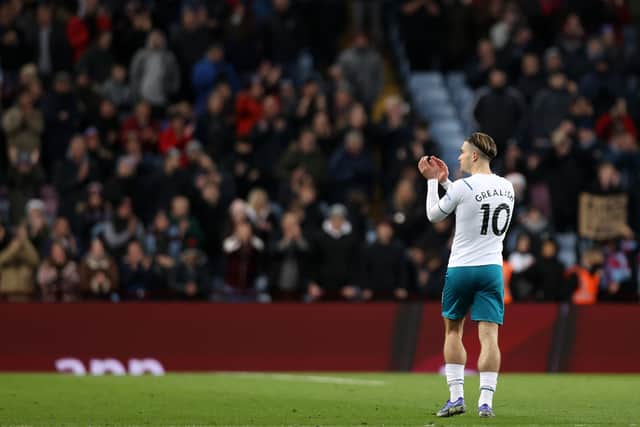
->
[[0, 303, 636, 374]]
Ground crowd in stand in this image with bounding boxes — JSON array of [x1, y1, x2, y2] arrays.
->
[[0, 0, 638, 303], [401, 0, 639, 302]]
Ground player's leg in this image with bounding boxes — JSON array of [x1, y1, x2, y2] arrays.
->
[[477, 321, 500, 417], [437, 267, 472, 417], [437, 317, 467, 417], [470, 264, 504, 417], [444, 317, 466, 399]]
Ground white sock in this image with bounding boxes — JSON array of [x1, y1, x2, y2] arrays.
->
[[445, 363, 465, 401], [479, 371, 498, 407]]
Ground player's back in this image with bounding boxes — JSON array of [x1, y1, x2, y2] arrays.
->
[[448, 174, 514, 268]]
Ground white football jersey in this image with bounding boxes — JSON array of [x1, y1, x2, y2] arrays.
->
[[426, 174, 515, 267]]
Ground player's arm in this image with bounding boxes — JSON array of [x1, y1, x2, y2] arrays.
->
[[440, 179, 453, 191], [425, 179, 460, 222], [430, 156, 452, 190], [418, 156, 458, 223]]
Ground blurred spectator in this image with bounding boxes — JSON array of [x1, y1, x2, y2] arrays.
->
[[360, 220, 408, 301], [27, 2, 72, 79], [473, 68, 525, 155], [112, 3, 152, 66], [246, 188, 278, 243], [25, 199, 49, 254], [193, 180, 225, 267], [508, 233, 536, 300], [158, 112, 194, 158], [223, 1, 261, 73], [249, 95, 292, 193], [37, 241, 80, 302], [54, 134, 99, 220], [296, 77, 328, 126], [530, 71, 573, 143], [49, 216, 79, 260], [261, 0, 308, 81], [235, 76, 264, 137], [328, 130, 374, 203], [579, 56, 623, 116], [2, 90, 44, 154], [517, 53, 545, 105], [566, 247, 604, 305], [170, 248, 209, 300], [0, 3, 31, 77], [41, 71, 80, 173], [505, 206, 552, 255], [85, 126, 114, 181], [77, 31, 114, 83], [119, 239, 155, 300], [378, 96, 412, 176], [269, 212, 310, 300], [331, 82, 355, 134], [221, 220, 266, 301], [192, 43, 240, 115], [146, 210, 182, 260], [387, 119, 436, 191], [556, 13, 587, 81], [196, 91, 234, 161], [130, 30, 180, 109], [120, 101, 160, 151], [7, 147, 45, 224], [600, 237, 633, 301], [528, 239, 570, 302], [100, 197, 144, 258], [588, 161, 624, 195], [79, 237, 119, 300], [543, 127, 584, 233], [100, 65, 132, 111], [336, 32, 384, 111], [306, 204, 360, 301], [466, 39, 496, 89], [399, 0, 445, 71], [290, 180, 325, 236], [388, 178, 425, 247], [418, 217, 453, 256], [171, 4, 211, 100], [148, 149, 189, 214], [410, 247, 446, 300], [94, 99, 120, 149], [170, 195, 204, 250], [311, 111, 338, 155], [595, 98, 637, 142], [75, 182, 108, 245], [0, 223, 40, 301], [277, 128, 326, 190]]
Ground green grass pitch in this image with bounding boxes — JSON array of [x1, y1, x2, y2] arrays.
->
[[1, 373, 639, 426]]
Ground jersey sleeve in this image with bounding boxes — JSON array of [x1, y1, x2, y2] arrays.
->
[[426, 179, 463, 223]]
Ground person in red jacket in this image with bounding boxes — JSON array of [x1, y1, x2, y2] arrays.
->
[[595, 98, 637, 142], [119, 101, 160, 152], [158, 112, 194, 157], [234, 76, 264, 137]]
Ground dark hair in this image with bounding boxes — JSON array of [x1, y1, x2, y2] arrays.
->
[[467, 132, 497, 160]]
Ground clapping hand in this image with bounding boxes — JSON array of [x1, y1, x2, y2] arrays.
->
[[429, 156, 449, 183]]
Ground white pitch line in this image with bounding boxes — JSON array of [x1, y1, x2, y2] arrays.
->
[[228, 373, 386, 386]]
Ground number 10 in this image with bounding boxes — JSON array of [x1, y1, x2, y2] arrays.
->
[[480, 203, 511, 236]]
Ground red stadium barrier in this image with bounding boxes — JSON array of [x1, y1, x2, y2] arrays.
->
[[569, 305, 640, 372], [412, 303, 558, 372], [0, 303, 397, 373], [1, 303, 638, 374]]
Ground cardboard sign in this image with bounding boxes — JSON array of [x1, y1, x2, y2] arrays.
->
[[578, 193, 628, 240]]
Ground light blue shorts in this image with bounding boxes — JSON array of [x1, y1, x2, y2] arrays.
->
[[442, 265, 504, 325]]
